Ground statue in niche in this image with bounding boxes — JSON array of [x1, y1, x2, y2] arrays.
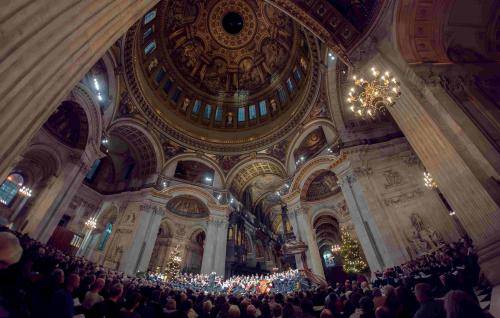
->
[[147, 58, 158, 73], [270, 99, 278, 112], [181, 98, 190, 112], [262, 40, 287, 73], [226, 112, 234, 126], [407, 213, 443, 255]]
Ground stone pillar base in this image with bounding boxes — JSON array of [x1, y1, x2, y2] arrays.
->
[[477, 234, 500, 286]]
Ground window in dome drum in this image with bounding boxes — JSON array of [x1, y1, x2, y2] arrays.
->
[[163, 79, 173, 94], [192, 100, 202, 114], [294, 68, 302, 82], [278, 86, 287, 103], [143, 26, 154, 39], [204, 105, 212, 119], [144, 10, 156, 24], [259, 100, 267, 116], [238, 107, 245, 122], [286, 78, 295, 93], [144, 41, 156, 55], [155, 68, 166, 84], [171, 88, 182, 103], [249, 105, 256, 120], [215, 106, 223, 121]]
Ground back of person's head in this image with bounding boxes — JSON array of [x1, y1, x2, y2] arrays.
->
[[383, 285, 398, 311], [66, 273, 80, 290], [282, 303, 296, 318], [359, 296, 374, 313], [375, 306, 395, 318], [228, 304, 241, 318], [124, 292, 142, 311], [444, 290, 485, 318], [272, 303, 282, 318], [372, 288, 382, 297], [320, 309, 335, 318], [151, 289, 161, 302], [109, 283, 123, 299], [165, 298, 177, 311], [51, 268, 65, 284], [300, 299, 314, 314], [246, 304, 257, 317], [203, 300, 212, 314], [0, 231, 23, 270], [414, 283, 433, 303], [92, 278, 105, 291]]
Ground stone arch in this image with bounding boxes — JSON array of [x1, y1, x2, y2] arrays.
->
[[162, 183, 218, 208], [107, 118, 164, 179], [185, 227, 206, 273], [99, 51, 120, 125], [226, 156, 287, 199], [312, 212, 340, 250], [290, 154, 344, 193], [300, 170, 340, 202], [162, 153, 225, 188], [286, 119, 338, 174]]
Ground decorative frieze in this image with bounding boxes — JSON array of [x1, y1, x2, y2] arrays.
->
[[383, 189, 424, 207]]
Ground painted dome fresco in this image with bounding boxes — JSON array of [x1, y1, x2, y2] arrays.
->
[[124, 0, 321, 153]]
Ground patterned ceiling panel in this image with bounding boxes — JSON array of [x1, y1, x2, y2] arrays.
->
[[230, 161, 286, 197]]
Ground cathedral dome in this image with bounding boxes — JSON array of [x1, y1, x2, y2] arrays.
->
[[124, 0, 321, 154]]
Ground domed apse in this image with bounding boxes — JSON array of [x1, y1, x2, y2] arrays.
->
[[222, 12, 244, 34]]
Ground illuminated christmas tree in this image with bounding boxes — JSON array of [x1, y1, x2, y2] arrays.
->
[[165, 244, 182, 279], [339, 227, 368, 273]]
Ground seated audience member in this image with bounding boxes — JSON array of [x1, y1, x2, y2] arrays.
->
[[413, 283, 445, 318], [0, 232, 23, 270], [50, 273, 80, 318], [228, 304, 241, 318], [119, 292, 142, 318], [271, 303, 283, 318], [350, 296, 375, 318], [320, 308, 335, 318], [82, 278, 105, 310], [444, 290, 494, 318]]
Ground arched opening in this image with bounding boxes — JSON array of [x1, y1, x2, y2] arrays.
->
[[184, 230, 206, 274], [43, 101, 89, 150], [149, 220, 173, 272], [0, 173, 25, 207]]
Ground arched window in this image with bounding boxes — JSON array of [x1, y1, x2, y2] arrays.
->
[[144, 41, 156, 55], [238, 107, 245, 122], [98, 223, 113, 251], [203, 104, 212, 119], [249, 105, 256, 120], [215, 106, 223, 121], [259, 100, 267, 116], [0, 173, 24, 206], [144, 10, 157, 25], [192, 100, 202, 114]]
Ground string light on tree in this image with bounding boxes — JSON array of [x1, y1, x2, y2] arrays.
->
[[347, 67, 401, 118], [165, 244, 182, 279], [339, 227, 368, 273]]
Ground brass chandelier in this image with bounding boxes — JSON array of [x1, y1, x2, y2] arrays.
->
[[347, 67, 401, 117]]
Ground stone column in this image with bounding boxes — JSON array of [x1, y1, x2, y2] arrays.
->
[[201, 210, 229, 276], [370, 50, 500, 283], [120, 202, 164, 275], [334, 161, 387, 271], [0, 0, 160, 183], [284, 193, 325, 279], [35, 157, 90, 243]]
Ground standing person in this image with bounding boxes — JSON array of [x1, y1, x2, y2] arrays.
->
[[89, 283, 124, 318], [119, 292, 142, 318], [50, 273, 80, 318], [413, 283, 445, 318]]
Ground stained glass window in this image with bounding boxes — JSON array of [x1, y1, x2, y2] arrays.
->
[[204, 104, 212, 119], [215, 106, 223, 121], [286, 78, 295, 92], [163, 79, 173, 93], [144, 10, 157, 24], [98, 223, 113, 251], [259, 100, 267, 116], [0, 174, 23, 206], [293, 68, 302, 82], [155, 68, 166, 84], [249, 105, 256, 120], [171, 88, 181, 103], [278, 86, 287, 103], [238, 107, 245, 122], [144, 41, 156, 55], [192, 100, 202, 113], [143, 26, 154, 39], [85, 159, 101, 182]]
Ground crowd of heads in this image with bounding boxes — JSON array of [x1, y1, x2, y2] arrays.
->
[[0, 227, 494, 318]]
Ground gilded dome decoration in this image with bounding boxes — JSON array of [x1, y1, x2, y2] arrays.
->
[[124, 0, 322, 153], [167, 195, 210, 218]]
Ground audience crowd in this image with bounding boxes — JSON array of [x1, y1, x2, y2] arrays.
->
[[0, 227, 494, 318]]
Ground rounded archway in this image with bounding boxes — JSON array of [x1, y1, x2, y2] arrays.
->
[[184, 229, 206, 274]]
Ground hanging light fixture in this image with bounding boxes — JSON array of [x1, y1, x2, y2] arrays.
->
[[331, 244, 341, 253], [423, 172, 438, 189], [84, 216, 98, 230], [347, 67, 401, 117], [19, 186, 33, 197]]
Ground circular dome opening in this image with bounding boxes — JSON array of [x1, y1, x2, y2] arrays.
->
[[222, 12, 244, 34]]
